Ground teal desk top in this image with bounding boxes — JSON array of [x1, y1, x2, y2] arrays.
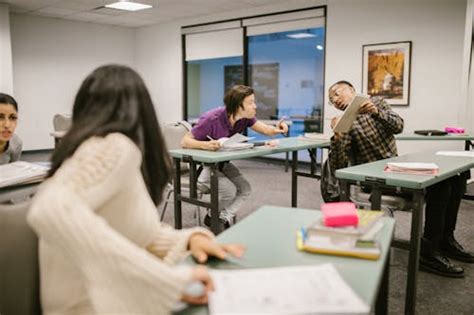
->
[[179, 206, 395, 314], [169, 137, 329, 163], [396, 133, 474, 141], [335, 151, 474, 189]]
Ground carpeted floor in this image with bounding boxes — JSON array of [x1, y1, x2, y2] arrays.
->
[[160, 159, 474, 315]]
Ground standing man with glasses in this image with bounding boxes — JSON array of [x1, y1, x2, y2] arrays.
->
[[328, 80, 473, 278]]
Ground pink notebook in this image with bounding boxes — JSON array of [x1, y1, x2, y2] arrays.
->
[[321, 202, 359, 227]]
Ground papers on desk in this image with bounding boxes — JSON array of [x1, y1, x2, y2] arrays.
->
[[436, 151, 474, 158], [299, 133, 331, 141], [216, 133, 254, 151], [384, 162, 439, 175], [0, 161, 50, 188], [208, 264, 369, 314]]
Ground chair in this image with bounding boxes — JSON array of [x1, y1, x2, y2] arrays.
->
[[350, 186, 413, 251], [161, 121, 209, 225], [349, 186, 413, 216], [51, 114, 72, 147], [0, 202, 41, 315]]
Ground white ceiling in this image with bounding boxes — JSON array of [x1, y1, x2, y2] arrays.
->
[[2, 0, 290, 27]]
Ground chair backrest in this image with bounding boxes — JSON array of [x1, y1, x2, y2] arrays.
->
[[0, 202, 41, 315], [52, 114, 72, 132], [163, 121, 192, 150]]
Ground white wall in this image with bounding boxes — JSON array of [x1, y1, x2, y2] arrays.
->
[[10, 14, 136, 150], [0, 3, 14, 95], [137, 0, 470, 154]]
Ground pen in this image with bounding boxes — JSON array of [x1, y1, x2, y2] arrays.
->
[[300, 226, 307, 241], [206, 135, 215, 141], [277, 115, 288, 126]]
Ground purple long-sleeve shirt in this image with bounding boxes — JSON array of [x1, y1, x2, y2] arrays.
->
[[191, 107, 256, 141]]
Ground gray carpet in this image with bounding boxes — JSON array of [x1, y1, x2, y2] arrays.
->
[[160, 159, 474, 315]]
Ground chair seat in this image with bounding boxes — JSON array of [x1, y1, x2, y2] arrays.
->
[[350, 186, 413, 212]]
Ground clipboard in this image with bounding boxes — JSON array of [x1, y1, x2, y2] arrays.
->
[[333, 94, 370, 133]]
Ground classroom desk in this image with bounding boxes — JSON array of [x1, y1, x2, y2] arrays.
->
[[335, 152, 474, 315], [169, 137, 329, 234], [178, 205, 395, 315], [396, 133, 474, 200], [0, 182, 39, 204], [395, 133, 474, 151]]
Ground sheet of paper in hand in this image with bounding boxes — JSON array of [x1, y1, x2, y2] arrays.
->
[[333, 94, 370, 133]]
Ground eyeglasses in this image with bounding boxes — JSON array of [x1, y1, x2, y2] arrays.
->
[[328, 85, 348, 106]]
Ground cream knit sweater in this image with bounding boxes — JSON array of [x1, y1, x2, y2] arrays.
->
[[28, 133, 213, 315]]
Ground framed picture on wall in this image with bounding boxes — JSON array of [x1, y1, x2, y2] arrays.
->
[[362, 41, 412, 106]]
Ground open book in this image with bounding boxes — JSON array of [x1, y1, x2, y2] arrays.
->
[[333, 94, 370, 133], [0, 161, 50, 188], [384, 162, 439, 175], [216, 133, 254, 151]]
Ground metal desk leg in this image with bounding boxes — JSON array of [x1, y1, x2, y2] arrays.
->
[[465, 140, 473, 151], [189, 161, 198, 199], [375, 248, 390, 314], [291, 151, 298, 207], [210, 163, 220, 234], [173, 158, 182, 229], [339, 180, 350, 201], [284, 125, 291, 172], [370, 186, 382, 211], [405, 190, 424, 315]]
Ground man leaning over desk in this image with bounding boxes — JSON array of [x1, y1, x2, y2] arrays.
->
[[328, 80, 473, 278]]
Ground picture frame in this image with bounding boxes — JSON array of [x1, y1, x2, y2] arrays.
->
[[362, 41, 412, 106]]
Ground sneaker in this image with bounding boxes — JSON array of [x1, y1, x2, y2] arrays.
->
[[203, 214, 230, 230], [419, 253, 464, 278], [440, 236, 474, 263]]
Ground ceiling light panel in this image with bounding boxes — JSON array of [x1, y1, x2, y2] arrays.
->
[[105, 1, 152, 11]]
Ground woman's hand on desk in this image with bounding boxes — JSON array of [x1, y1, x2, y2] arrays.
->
[[182, 265, 213, 305], [188, 233, 245, 263]]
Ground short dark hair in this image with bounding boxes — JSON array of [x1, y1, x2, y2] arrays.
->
[[49, 64, 171, 205], [223, 85, 254, 117], [0, 93, 18, 112], [329, 80, 355, 91]]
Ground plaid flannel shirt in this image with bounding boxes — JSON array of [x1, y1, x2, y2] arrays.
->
[[330, 96, 404, 170]]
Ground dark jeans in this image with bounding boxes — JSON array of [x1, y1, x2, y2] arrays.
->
[[423, 171, 469, 249]]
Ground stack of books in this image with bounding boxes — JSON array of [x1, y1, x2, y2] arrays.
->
[[297, 206, 384, 260], [384, 162, 439, 175], [0, 161, 50, 188]]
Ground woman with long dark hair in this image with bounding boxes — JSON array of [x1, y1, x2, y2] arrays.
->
[[28, 65, 243, 314]]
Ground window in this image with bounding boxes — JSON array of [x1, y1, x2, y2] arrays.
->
[[182, 7, 326, 161]]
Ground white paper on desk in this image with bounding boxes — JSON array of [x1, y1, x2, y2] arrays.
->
[[436, 151, 474, 158], [217, 133, 254, 151], [208, 263, 369, 314], [0, 161, 50, 188]]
